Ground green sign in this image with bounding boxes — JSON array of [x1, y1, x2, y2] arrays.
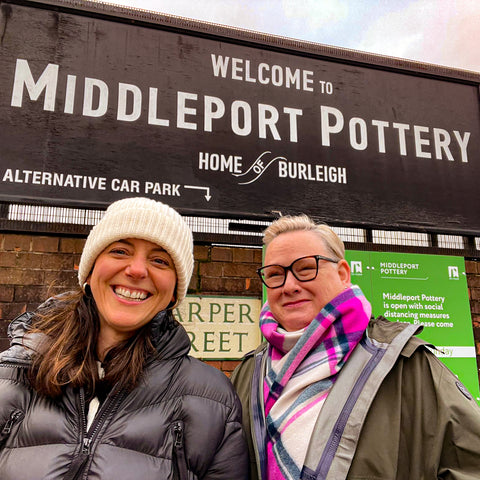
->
[[346, 250, 480, 405]]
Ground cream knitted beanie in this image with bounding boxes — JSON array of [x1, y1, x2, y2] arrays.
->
[[78, 197, 193, 307]]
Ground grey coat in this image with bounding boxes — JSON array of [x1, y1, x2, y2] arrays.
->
[[0, 311, 248, 480]]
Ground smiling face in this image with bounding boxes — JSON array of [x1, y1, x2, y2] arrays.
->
[[87, 238, 177, 356], [264, 230, 351, 331]]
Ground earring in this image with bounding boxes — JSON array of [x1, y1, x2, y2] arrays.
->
[[83, 282, 91, 296]]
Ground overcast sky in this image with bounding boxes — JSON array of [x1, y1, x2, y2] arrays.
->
[[101, 0, 480, 73]]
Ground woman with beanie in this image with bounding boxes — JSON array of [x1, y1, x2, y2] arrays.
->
[[0, 197, 248, 480]]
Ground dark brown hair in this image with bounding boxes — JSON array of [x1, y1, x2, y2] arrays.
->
[[28, 288, 156, 398]]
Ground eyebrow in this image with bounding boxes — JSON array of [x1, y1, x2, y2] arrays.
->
[[114, 239, 167, 253]]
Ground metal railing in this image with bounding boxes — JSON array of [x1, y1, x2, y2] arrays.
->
[[1, 201, 479, 258]]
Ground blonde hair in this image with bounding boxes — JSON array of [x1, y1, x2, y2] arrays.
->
[[263, 214, 345, 260]]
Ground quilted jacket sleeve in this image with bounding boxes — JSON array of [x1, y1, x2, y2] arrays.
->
[[201, 391, 249, 480]]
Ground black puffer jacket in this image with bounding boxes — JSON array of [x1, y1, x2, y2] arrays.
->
[[0, 311, 248, 480]]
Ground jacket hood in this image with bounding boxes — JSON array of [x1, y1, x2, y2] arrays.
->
[[149, 309, 191, 360], [0, 312, 43, 365]]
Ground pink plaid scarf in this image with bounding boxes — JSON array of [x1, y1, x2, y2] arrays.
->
[[259, 285, 371, 480]]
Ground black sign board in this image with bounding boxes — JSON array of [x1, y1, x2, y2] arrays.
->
[[1, 0, 479, 234]]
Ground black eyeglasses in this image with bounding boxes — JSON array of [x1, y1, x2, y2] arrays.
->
[[257, 254, 339, 289]]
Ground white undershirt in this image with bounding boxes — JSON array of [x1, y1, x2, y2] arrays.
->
[[86, 362, 105, 431]]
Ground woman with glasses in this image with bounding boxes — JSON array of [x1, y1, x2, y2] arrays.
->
[[231, 214, 480, 480]]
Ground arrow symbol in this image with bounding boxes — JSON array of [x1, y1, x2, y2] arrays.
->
[[184, 185, 211, 201]]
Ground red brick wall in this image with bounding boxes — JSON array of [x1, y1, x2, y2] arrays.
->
[[1, 233, 479, 384], [189, 244, 263, 375], [0, 234, 84, 348], [466, 260, 480, 376]]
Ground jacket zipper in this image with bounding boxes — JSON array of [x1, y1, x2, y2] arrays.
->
[[251, 347, 268, 480], [62, 388, 90, 480], [312, 347, 386, 480], [172, 421, 188, 480], [0, 409, 25, 448], [1, 410, 24, 436], [0, 360, 31, 369], [63, 385, 125, 480], [0, 364, 28, 448]]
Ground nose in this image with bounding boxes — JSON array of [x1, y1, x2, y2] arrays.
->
[[125, 254, 148, 278], [282, 269, 300, 292]]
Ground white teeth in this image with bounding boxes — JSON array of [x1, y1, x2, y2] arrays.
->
[[115, 287, 148, 301]]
